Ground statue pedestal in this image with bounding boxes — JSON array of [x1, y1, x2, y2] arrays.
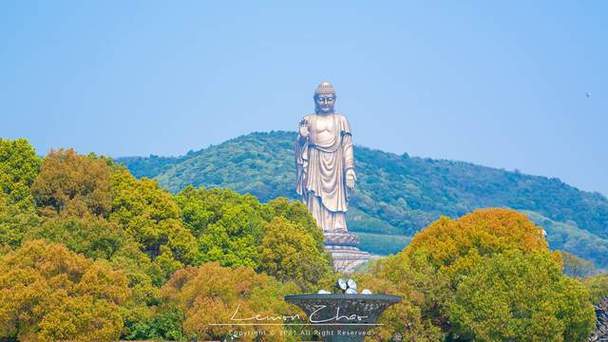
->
[[324, 232, 370, 273]]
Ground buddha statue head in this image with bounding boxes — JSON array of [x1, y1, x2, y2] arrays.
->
[[314, 81, 336, 114]]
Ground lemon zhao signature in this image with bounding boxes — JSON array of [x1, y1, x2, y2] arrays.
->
[[228, 304, 370, 324]]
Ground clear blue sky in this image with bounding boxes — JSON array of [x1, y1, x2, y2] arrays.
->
[[1, 1, 606, 195]]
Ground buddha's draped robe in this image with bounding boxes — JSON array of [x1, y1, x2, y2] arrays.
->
[[295, 113, 355, 233]]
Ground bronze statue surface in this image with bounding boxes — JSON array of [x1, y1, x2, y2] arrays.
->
[[295, 81, 356, 234]]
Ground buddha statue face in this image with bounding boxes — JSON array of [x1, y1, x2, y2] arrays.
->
[[314, 93, 336, 114], [314, 81, 337, 114]]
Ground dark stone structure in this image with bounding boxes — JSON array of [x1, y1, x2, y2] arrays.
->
[[590, 297, 608, 342], [285, 293, 400, 342]]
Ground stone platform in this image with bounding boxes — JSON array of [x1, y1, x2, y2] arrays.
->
[[324, 231, 370, 273]]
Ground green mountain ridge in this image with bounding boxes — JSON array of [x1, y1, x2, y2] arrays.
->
[[116, 131, 608, 267]]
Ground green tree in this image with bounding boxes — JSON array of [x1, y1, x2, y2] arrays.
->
[[198, 203, 265, 268], [177, 186, 267, 268], [0, 140, 41, 250], [0, 138, 41, 209], [26, 216, 132, 260], [450, 250, 595, 341], [176, 185, 268, 237], [110, 168, 200, 279], [368, 251, 452, 336], [20, 214, 169, 339], [370, 208, 580, 337], [109, 242, 166, 338], [0, 192, 40, 251], [266, 197, 325, 251], [259, 217, 332, 291], [176, 187, 332, 289]]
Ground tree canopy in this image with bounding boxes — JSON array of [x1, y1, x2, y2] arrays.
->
[[32, 149, 112, 218], [175, 186, 332, 290], [0, 139, 338, 340], [0, 138, 41, 209], [366, 208, 596, 341], [0, 138, 602, 341], [450, 250, 594, 341], [0, 240, 130, 341], [161, 262, 298, 341]]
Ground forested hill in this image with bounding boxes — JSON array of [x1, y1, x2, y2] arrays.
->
[[117, 131, 608, 267]]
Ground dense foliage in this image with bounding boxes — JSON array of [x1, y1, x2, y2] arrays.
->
[[117, 131, 608, 268], [161, 262, 298, 341], [450, 250, 594, 341], [0, 138, 41, 209], [32, 149, 112, 218], [0, 137, 604, 341], [0, 240, 129, 341], [174, 187, 331, 290], [0, 139, 332, 340], [364, 209, 596, 341]]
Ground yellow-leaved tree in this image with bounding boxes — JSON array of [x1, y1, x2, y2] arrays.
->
[[161, 262, 299, 342], [32, 149, 112, 218], [405, 208, 549, 275], [0, 240, 130, 341]]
